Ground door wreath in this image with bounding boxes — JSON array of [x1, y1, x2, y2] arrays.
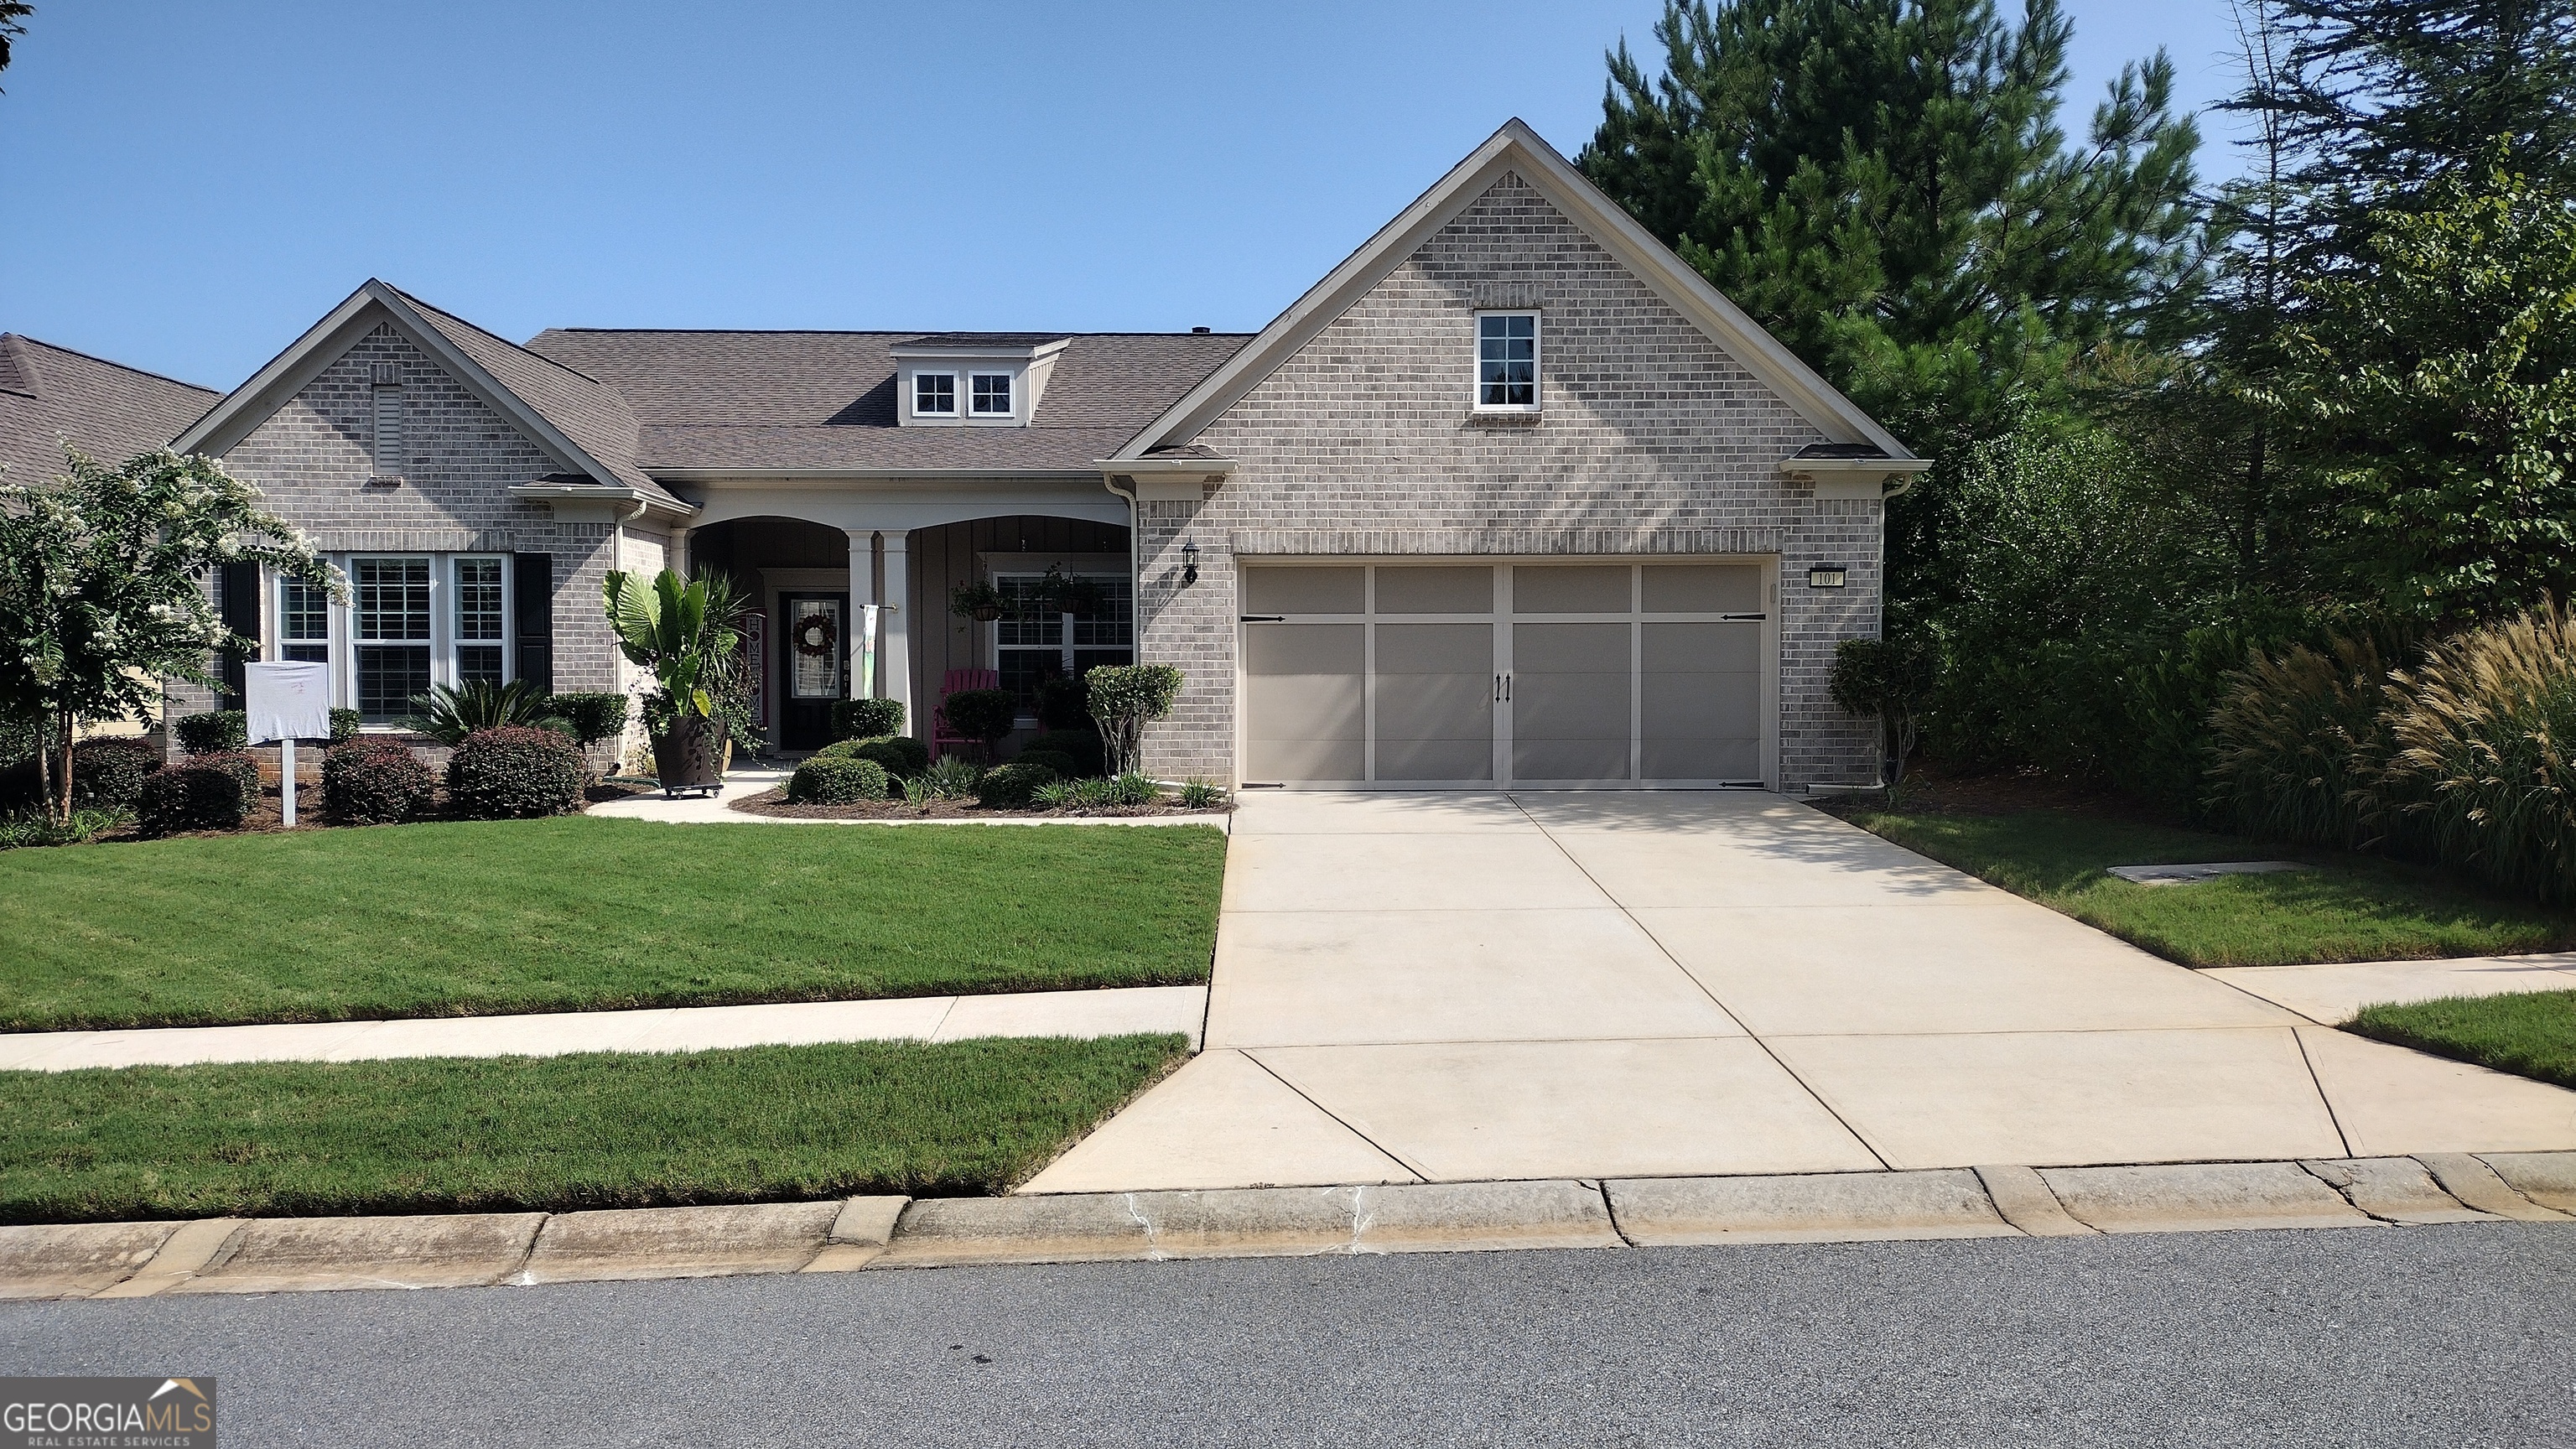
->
[[792, 612, 839, 657]]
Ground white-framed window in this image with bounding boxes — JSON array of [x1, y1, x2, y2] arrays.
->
[[290, 553, 512, 723], [913, 371, 957, 417], [278, 578, 331, 663], [453, 557, 506, 686], [353, 556, 433, 722], [970, 371, 1014, 416], [991, 572, 1133, 704], [1476, 311, 1540, 409]]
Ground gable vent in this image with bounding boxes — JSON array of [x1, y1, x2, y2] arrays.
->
[[1470, 282, 1545, 309], [371, 361, 402, 387]]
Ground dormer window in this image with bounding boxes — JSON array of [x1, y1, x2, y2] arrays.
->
[[1477, 312, 1539, 410], [913, 372, 958, 417], [971, 372, 1014, 416]]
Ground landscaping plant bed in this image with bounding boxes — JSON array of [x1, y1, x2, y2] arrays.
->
[[0, 817, 1224, 1031], [730, 786, 1228, 821], [0, 1035, 1187, 1223]]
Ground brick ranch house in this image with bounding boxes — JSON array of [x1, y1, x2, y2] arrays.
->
[[164, 121, 1924, 791]]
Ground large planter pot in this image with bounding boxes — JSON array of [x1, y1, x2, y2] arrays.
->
[[653, 716, 722, 796]]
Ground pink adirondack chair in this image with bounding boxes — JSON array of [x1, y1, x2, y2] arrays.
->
[[930, 667, 1002, 761]]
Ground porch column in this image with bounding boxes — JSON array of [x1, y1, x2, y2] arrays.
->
[[844, 527, 873, 704], [668, 525, 691, 580], [880, 532, 914, 736]]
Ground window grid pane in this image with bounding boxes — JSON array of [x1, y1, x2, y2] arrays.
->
[[1070, 576, 1133, 647], [355, 558, 430, 641], [454, 558, 504, 642], [357, 646, 431, 721], [456, 646, 505, 686], [971, 373, 1013, 414], [281, 579, 330, 644], [914, 374, 955, 414], [1478, 313, 1539, 406]]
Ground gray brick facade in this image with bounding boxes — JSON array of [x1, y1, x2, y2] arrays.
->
[[1132, 173, 1884, 789]]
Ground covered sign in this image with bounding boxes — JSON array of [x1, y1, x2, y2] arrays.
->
[[243, 661, 332, 744]]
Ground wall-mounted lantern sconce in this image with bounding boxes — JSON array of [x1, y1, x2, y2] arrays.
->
[[1807, 562, 1848, 589], [1181, 541, 1200, 586]]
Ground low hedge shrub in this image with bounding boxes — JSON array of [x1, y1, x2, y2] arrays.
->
[[941, 688, 1018, 752], [975, 761, 1058, 809], [820, 735, 928, 778], [831, 698, 906, 741], [136, 752, 259, 835], [547, 692, 631, 757], [324, 738, 437, 824], [1036, 674, 1093, 730], [787, 756, 889, 804], [1022, 729, 1104, 777], [174, 710, 248, 756], [1013, 748, 1083, 779], [69, 738, 161, 811], [444, 726, 585, 819], [330, 708, 361, 745]]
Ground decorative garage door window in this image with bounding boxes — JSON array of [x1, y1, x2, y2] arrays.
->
[[992, 573, 1133, 703], [1239, 562, 1769, 788], [788, 600, 842, 699]]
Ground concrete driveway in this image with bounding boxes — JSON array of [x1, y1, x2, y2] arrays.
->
[[1025, 792, 2576, 1192]]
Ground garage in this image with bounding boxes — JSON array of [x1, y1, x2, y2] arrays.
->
[[1239, 560, 1773, 788]]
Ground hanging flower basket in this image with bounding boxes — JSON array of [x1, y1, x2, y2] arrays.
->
[[792, 612, 838, 657], [950, 581, 1010, 623]]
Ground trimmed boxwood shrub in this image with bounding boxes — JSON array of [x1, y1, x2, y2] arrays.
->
[[817, 735, 929, 778], [70, 737, 162, 811], [787, 756, 889, 804], [175, 710, 248, 756], [136, 751, 259, 835], [1023, 729, 1104, 777], [445, 726, 585, 819], [547, 692, 631, 756], [324, 737, 437, 824], [831, 698, 906, 741], [329, 708, 362, 745], [940, 688, 1018, 751], [1013, 748, 1083, 780], [976, 760, 1059, 809], [1036, 673, 1093, 730]]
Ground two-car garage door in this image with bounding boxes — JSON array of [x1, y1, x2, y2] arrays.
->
[[1239, 561, 1772, 788]]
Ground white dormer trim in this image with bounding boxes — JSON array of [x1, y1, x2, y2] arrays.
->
[[890, 336, 1070, 428]]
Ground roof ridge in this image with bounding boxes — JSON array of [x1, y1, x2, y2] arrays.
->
[[532, 326, 1255, 339], [0, 332, 216, 397], [384, 288, 612, 388]]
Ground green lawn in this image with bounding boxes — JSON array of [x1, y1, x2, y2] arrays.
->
[[0, 818, 1224, 1031], [0, 1035, 1186, 1223], [2348, 990, 2576, 1090], [1837, 808, 2576, 967]]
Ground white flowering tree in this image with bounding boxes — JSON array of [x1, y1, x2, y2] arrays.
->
[[0, 449, 341, 823]]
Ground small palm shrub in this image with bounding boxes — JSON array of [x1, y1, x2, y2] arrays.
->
[[831, 698, 906, 741], [2205, 634, 2398, 849], [408, 680, 566, 745], [907, 756, 984, 802], [2380, 603, 2576, 902], [787, 756, 889, 804], [1024, 729, 1104, 776], [324, 737, 436, 824], [175, 710, 248, 755], [976, 760, 1059, 808], [820, 735, 929, 778], [137, 752, 260, 835], [69, 737, 161, 811], [445, 726, 585, 819]]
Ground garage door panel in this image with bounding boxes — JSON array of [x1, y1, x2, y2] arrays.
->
[[1641, 564, 1762, 613], [1244, 567, 1363, 615], [1515, 735, 1633, 782], [1378, 735, 1493, 782], [1644, 672, 1761, 731], [1375, 622, 1490, 674], [1641, 622, 1760, 673], [1377, 672, 1492, 737], [1375, 566, 1493, 614], [1514, 621, 1628, 673], [1244, 621, 1363, 782], [1643, 735, 1763, 780], [1513, 566, 1631, 613]]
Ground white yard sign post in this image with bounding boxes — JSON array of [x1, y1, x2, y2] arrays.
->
[[244, 661, 332, 828]]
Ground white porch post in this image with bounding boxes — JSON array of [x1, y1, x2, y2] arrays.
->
[[844, 527, 873, 704], [881, 532, 913, 737], [668, 525, 691, 580]]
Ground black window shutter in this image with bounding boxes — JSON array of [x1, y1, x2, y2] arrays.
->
[[216, 561, 262, 709], [513, 553, 554, 694]]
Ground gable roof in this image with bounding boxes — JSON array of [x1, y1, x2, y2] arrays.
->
[[1113, 118, 1919, 463], [0, 334, 220, 485], [523, 328, 1250, 477], [172, 280, 686, 514]]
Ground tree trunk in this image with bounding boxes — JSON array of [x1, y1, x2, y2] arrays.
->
[[52, 708, 75, 826], [30, 719, 53, 825]]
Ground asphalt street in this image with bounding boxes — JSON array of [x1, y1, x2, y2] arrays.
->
[[6, 1223, 2573, 1446]]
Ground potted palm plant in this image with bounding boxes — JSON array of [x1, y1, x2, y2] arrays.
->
[[604, 568, 750, 796]]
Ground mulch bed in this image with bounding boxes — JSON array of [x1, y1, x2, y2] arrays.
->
[[1812, 760, 2166, 821], [727, 787, 1225, 821]]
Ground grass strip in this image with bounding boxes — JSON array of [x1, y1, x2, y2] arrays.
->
[[0, 817, 1225, 1031], [2347, 990, 2576, 1091], [0, 1035, 1187, 1223], [1839, 808, 2576, 967]]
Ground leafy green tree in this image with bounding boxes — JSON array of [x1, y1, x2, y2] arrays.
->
[[0, 2, 30, 89], [0, 449, 340, 823], [2275, 147, 2576, 619], [1581, 0, 2203, 598]]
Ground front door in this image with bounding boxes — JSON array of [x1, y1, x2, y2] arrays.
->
[[778, 592, 849, 750]]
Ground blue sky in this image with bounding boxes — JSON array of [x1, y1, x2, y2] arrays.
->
[[2, 1, 2251, 391]]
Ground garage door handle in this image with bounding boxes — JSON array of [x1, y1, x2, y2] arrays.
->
[[1493, 674, 1502, 701], [1239, 615, 1285, 622], [1495, 673, 1511, 701]]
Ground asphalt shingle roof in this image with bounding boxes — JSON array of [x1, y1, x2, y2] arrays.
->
[[0, 334, 219, 486], [522, 329, 1249, 474]]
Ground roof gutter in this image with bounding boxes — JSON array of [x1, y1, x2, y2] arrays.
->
[[507, 480, 698, 522], [644, 467, 1102, 485], [1777, 455, 1935, 499]]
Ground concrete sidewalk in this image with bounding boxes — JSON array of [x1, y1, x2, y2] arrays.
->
[[1026, 792, 2576, 1193], [0, 984, 1208, 1072], [2207, 953, 2576, 1025]]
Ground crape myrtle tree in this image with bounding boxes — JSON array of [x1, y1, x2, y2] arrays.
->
[[1579, 0, 2203, 604], [0, 449, 340, 823]]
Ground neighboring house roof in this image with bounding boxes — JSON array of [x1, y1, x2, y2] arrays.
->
[[522, 329, 1252, 476], [1114, 118, 1920, 463], [0, 333, 219, 485]]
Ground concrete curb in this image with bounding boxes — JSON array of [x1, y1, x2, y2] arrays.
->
[[12, 1150, 2573, 1301]]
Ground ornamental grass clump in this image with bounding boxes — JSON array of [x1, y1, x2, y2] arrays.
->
[[444, 726, 585, 820], [2205, 634, 2399, 849], [2380, 602, 2576, 903], [906, 756, 984, 802], [787, 756, 889, 805], [323, 737, 436, 825]]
